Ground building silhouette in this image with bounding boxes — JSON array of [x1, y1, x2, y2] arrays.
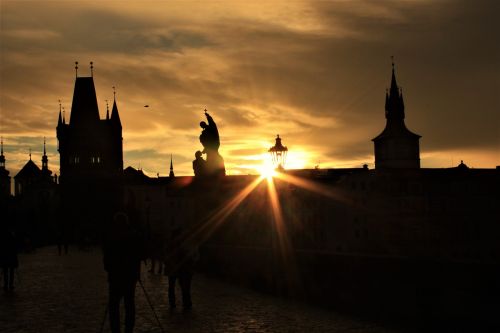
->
[[55, 63, 124, 242], [1, 61, 498, 325], [56, 71, 123, 184], [6, 142, 59, 245], [14, 141, 54, 196]]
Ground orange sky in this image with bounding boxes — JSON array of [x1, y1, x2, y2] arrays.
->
[[0, 0, 499, 177]]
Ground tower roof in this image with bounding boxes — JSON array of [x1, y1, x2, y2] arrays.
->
[[373, 62, 421, 142], [169, 154, 175, 178], [58, 109, 63, 126], [385, 62, 405, 121], [69, 77, 100, 127], [111, 98, 121, 126], [15, 159, 41, 179]]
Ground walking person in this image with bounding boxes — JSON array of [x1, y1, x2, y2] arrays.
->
[[164, 228, 199, 310], [1, 228, 18, 292], [103, 211, 144, 333]]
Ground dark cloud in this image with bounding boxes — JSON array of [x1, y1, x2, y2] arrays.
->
[[1, 0, 498, 177]]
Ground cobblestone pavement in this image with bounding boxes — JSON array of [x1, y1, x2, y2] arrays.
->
[[0, 247, 412, 333]]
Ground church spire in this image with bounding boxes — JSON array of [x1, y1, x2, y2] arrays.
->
[[169, 154, 175, 178], [0, 137, 5, 169], [42, 137, 48, 171], [111, 86, 122, 127], [385, 58, 405, 121], [106, 100, 110, 120], [390, 57, 399, 96], [58, 100, 63, 126]]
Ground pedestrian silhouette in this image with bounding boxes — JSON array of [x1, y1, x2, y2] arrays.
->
[[164, 228, 199, 310], [1, 228, 18, 292], [56, 232, 69, 255], [103, 211, 145, 333]]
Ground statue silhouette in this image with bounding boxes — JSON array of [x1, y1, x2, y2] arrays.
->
[[199, 112, 220, 154], [196, 111, 225, 177], [192, 151, 207, 177]]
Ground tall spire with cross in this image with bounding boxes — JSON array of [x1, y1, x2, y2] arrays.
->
[[106, 100, 110, 120], [110, 86, 121, 127], [169, 154, 175, 178], [42, 137, 48, 171], [385, 56, 404, 120], [0, 137, 5, 169], [58, 99, 63, 126]]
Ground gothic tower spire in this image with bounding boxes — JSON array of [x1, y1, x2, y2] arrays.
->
[[169, 154, 175, 178], [58, 100, 63, 126], [106, 100, 110, 120], [42, 137, 48, 171], [372, 60, 421, 169], [385, 59, 405, 121], [111, 86, 121, 127], [0, 137, 5, 169]]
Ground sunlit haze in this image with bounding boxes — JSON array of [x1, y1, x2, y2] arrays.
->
[[0, 0, 498, 177]]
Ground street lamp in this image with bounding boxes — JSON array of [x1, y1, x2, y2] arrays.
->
[[268, 134, 288, 171]]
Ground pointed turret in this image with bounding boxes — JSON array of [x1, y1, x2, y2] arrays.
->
[[42, 137, 48, 171], [111, 87, 122, 128], [57, 100, 64, 127], [169, 154, 175, 178], [0, 137, 6, 169], [58, 109, 63, 126], [111, 99, 121, 126], [385, 62, 405, 121]]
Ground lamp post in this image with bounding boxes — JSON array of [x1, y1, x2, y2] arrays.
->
[[268, 134, 288, 171]]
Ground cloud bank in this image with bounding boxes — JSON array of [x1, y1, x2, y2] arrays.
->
[[1, 0, 498, 177]]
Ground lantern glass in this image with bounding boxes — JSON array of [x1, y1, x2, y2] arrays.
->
[[268, 135, 288, 170]]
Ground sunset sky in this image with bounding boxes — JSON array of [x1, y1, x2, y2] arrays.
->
[[0, 0, 498, 177]]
